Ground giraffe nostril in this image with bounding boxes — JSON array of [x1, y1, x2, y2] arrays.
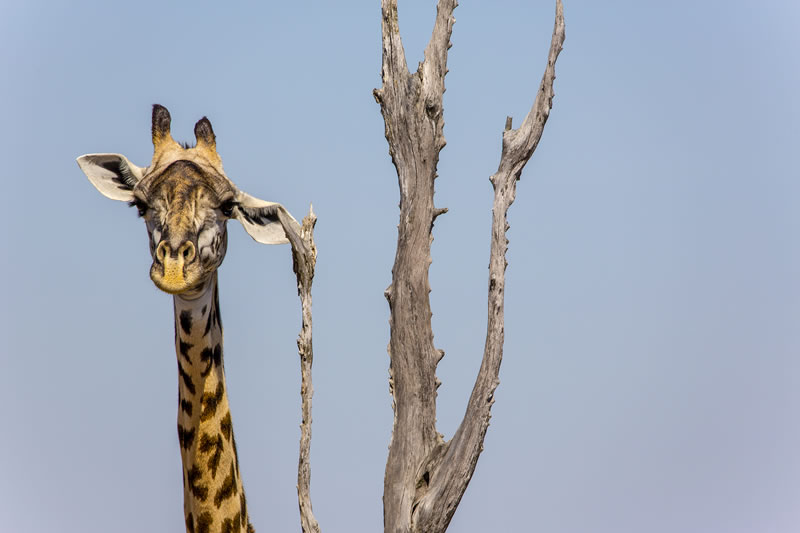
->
[[180, 242, 196, 263], [156, 242, 169, 263]]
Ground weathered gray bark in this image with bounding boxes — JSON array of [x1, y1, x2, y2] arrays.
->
[[374, 1, 565, 532], [279, 206, 321, 533]]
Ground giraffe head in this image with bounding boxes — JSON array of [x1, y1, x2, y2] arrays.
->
[[78, 105, 295, 295]]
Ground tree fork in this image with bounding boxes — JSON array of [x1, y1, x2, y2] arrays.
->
[[376, 1, 565, 532]]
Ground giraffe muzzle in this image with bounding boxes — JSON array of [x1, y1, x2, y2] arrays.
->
[[150, 240, 202, 294]]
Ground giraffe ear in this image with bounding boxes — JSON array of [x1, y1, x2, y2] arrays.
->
[[233, 191, 301, 246], [77, 153, 146, 202]]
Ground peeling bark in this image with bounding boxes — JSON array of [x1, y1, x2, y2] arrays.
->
[[375, 2, 565, 532]]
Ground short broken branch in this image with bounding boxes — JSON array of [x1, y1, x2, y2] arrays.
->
[[432, 207, 449, 220]]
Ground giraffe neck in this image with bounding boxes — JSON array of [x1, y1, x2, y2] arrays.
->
[[173, 272, 254, 533]]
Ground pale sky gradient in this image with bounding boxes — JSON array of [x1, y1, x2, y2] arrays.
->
[[2, 1, 799, 532]]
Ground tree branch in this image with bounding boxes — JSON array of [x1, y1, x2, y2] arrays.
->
[[411, 3, 565, 531], [498, 0, 566, 182], [376, 0, 409, 101], [282, 205, 320, 533], [420, 0, 457, 123], [375, 1, 457, 531]]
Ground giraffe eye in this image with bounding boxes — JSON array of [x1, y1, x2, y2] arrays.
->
[[219, 200, 237, 218], [128, 198, 149, 217]]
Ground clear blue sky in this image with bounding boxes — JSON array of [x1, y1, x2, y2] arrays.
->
[[1, 1, 798, 532]]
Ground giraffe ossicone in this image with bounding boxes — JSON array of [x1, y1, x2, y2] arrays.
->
[[78, 105, 300, 533]]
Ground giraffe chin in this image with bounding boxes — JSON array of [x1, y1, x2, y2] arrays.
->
[[150, 263, 204, 295]]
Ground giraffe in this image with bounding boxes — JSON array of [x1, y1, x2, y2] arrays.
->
[[77, 105, 300, 533]]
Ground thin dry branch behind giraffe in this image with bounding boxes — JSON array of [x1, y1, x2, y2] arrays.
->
[[77, 105, 314, 533]]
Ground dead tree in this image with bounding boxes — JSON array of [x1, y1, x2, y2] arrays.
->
[[373, 1, 566, 531]]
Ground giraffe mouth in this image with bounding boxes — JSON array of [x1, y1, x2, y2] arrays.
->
[[150, 256, 204, 294]]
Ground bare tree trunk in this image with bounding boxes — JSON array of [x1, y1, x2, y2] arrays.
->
[[374, 2, 565, 532]]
